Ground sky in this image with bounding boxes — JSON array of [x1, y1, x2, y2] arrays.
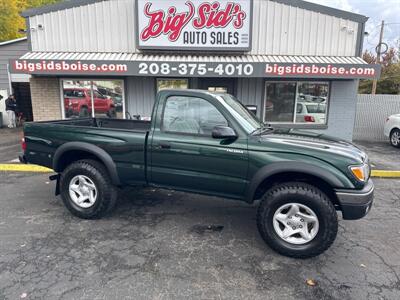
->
[[307, 0, 400, 53]]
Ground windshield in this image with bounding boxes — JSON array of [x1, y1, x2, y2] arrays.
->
[[216, 94, 261, 134]]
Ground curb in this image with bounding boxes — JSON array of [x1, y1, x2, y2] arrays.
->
[[1, 164, 400, 178], [370, 170, 400, 178], [0, 164, 53, 173]]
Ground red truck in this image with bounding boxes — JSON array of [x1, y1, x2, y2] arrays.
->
[[64, 88, 116, 118]]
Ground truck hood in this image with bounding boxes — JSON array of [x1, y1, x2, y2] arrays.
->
[[252, 128, 366, 164]]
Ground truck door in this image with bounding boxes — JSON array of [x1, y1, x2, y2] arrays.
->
[[150, 94, 248, 199]]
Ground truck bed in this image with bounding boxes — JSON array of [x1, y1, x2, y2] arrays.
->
[[23, 118, 150, 185]]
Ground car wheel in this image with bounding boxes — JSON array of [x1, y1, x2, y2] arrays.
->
[[107, 108, 117, 118], [59, 159, 118, 219], [390, 129, 400, 148], [257, 182, 338, 258], [79, 107, 89, 117]]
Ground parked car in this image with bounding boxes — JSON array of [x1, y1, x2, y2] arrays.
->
[[64, 88, 116, 118], [20, 90, 373, 258], [296, 102, 326, 124], [384, 114, 400, 147]]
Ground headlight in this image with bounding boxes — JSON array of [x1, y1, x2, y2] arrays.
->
[[349, 163, 370, 182]]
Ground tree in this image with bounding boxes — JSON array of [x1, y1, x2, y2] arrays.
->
[[0, 0, 25, 42], [359, 47, 400, 94], [0, 0, 61, 42]]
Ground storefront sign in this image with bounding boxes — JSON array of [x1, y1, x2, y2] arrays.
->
[[136, 0, 252, 51], [9, 59, 381, 79]]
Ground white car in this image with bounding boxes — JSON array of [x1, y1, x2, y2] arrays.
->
[[384, 114, 400, 147], [296, 102, 326, 124]]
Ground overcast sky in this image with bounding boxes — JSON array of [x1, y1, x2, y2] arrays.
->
[[307, 0, 400, 53]]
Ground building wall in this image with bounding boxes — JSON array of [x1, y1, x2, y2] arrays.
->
[[236, 78, 264, 118], [28, 0, 360, 56], [0, 39, 29, 93], [30, 77, 62, 121], [318, 80, 358, 141], [126, 77, 156, 119]]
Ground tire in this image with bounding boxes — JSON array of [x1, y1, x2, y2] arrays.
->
[[79, 107, 89, 117], [59, 159, 118, 219], [257, 182, 338, 259], [390, 128, 400, 148], [107, 107, 117, 118]]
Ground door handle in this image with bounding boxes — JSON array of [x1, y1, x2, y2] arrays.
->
[[158, 143, 171, 149]]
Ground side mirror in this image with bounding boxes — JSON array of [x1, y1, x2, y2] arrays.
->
[[212, 125, 237, 139]]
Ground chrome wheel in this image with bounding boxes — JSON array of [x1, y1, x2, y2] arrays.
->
[[273, 203, 319, 245], [68, 175, 97, 208], [391, 131, 400, 146]]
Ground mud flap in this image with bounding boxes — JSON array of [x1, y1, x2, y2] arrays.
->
[[49, 174, 60, 196]]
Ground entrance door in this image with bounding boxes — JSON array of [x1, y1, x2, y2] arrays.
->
[[199, 78, 236, 95]]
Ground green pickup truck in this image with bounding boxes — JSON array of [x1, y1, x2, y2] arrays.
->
[[20, 89, 373, 258]]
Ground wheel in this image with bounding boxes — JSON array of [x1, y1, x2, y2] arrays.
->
[[79, 107, 89, 117], [59, 159, 118, 219], [257, 182, 338, 258], [390, 129, 400, 148], [107, 107, 117, 118]]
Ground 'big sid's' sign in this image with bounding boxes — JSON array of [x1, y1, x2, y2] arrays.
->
[[136, 0, 252, 51]]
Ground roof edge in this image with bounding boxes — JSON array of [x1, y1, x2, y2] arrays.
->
[[0, 37, 28, 46], [21, 0, 106, 17], [271, 0, 368, 23], [20, 0, 368, 24]]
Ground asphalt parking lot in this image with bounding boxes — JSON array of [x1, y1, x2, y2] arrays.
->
[[0, 171, 399, 300]]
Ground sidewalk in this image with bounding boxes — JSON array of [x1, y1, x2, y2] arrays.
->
[[0, 127, 22, 162]]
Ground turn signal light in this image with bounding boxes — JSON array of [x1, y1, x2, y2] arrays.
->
[[350, 166, 366, 182]]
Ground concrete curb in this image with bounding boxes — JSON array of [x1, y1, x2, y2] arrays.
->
[[370, 170, 400, 178], [0, 164, 53, 172], [1, 163, 400, 178]]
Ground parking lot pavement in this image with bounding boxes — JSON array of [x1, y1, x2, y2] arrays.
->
[[0, 172, 399, 300], [354, 141, 400, 171]]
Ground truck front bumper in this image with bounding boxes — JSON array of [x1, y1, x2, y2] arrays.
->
[[335, 180, 374, 220]]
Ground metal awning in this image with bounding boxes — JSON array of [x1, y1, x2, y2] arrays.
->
[[10, 52, 380, 79]]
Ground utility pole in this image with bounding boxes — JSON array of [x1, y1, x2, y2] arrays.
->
[[371, 20, 384, 94]]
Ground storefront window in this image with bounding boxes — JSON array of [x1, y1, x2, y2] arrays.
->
[[157, 79, 188, 91], [62, 79, 124, 119], [264, 81, 329, 124]]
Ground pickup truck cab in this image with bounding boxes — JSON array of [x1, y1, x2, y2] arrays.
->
[[21, 89, 373, 258]]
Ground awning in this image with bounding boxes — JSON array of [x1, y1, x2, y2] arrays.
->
[[10, 52, 380, 79]]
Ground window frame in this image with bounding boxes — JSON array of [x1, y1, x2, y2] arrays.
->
[[59, 78, 126, 119], [263, 80, 330, 127], [160, 95, 229, 137]]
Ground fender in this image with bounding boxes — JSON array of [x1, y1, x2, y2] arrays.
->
[[245, 161, 354, 203], [53, 142, 121, 185]]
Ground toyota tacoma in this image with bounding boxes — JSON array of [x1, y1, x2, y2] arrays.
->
[[20, 89, 374, 258]]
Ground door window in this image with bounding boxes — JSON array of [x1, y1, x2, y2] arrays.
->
[[162, 96, 228, 136]]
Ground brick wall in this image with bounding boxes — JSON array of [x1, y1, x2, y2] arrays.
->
[[30, 77, 62, 121]]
